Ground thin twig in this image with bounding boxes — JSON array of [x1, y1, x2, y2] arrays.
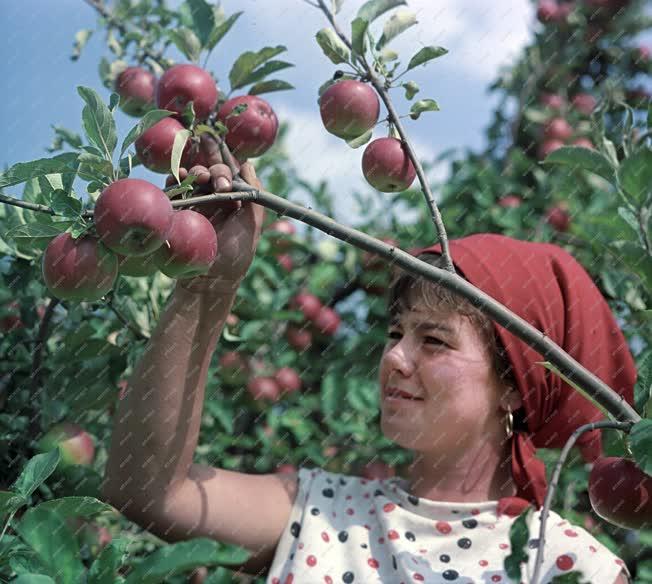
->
[[313, 0, 456, 275], [107, 296, 150, 341]]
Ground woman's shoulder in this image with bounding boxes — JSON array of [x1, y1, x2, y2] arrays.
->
[[525, 508, 631, 583]]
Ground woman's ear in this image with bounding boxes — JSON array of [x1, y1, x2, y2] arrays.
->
[[501, 386, 523, 411]]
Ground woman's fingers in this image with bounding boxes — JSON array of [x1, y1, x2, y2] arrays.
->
[[239, 161, 262, 190], [209, 163, 233, 192], [188, 165, 211, 186]]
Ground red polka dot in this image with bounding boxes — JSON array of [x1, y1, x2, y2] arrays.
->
[[413, 574, 424, 581], [487, 524, 496, 530], [361, 479, 368, 484], [346, 495, 352, 500], [479, 560, 489, 567], [499, 543, 509, 550], [589, 545, 597, 553], [364, 493, 370, 498], [368, 558, 380, 569], [369, 509, 376, 514], [556, 554, 575, 571], [388, 529, 400, 540], [491, 576, 502, 582], [364, 524, 371, 530], [321, 532, 330, 542], [378, 537, 385, 544], [564, 529, 578, 537], [298, 543, 304, 550], [346, 508, 355, 515], [616, 559, 625, 566], [471, 508, 481, 515], [383, 502, 397, 513], [435, 521, 452, 534], [284, 574, 294, 584], [325, 577, 333, 584], [306, 555, 317, 567], [419, 549, 427, 554], [331, 512, 336, 518], [272, 579, 280, 584]]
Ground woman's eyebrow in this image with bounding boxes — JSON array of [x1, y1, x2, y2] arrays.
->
[[389, 318, 455, 336]]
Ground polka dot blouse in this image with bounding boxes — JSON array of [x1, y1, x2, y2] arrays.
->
[[266, 467, 630, 583]]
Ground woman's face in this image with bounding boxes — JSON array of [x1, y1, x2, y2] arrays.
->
[[378, 303, 520, 456]]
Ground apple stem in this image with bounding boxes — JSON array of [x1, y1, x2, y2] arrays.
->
[[530, 419, 633, 584], [312, 0, 457, 275]]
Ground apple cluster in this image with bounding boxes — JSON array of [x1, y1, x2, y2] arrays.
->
[[319, 79, 416, 193]]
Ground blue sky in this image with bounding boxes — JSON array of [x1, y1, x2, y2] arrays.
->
[[0, 0, 649, 222]]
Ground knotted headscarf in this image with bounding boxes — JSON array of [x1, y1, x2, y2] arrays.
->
[[408, 233, 637, 515]]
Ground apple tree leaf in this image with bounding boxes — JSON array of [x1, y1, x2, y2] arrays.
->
[[346, 129, 373, 149], [618, 147, 652, 206], [11, 576, 57, 584], [70, 29, 93, 62], [230, 45, 288, 91], [166, 28, 201, 63], [357, 0, 407, 24], [315, 28, 350, 65], [0, 491, 27, 517], [543, 146, 617, 184], [402, 81, 419, 100], [248, 80, 294, 96], [409, 98, 440, 120], [87, 537, 131, 584], [629, 419, 652, 476], [171, 129, 192, 185], [332, 0, 345, 13], [3, 221, 75, 250], [183, 0, 215, 47], [504, 507, 533, 582], [34, 496, 112, 520], [375, 9, 417, 51], [351, 18, 369, 57], [206, 11, 242, 52], [380, 48, 399, 62], [405, 46, 448, 72], [49, 189, 83, 219], [237, 60, 294, 89], [633, 349, 652, 417], [11, 449, 61, 499], [0, 153, 80, 189], [77, 86, 118, 161], [120, 109, 174, 158]]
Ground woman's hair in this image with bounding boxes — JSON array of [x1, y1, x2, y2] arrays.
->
[[385, 252, 528, 433]]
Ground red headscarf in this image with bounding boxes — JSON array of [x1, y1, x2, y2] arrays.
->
[[408, 233, 637, 515]]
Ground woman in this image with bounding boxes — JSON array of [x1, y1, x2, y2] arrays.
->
[[101, 160, 635, 583]]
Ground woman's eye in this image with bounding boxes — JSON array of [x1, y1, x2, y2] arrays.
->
[[386, 332, 444, 345]]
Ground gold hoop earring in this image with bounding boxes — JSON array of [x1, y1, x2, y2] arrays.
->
[[505, 404, 514, 440]]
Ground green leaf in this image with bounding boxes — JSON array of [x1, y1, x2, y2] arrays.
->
[[321, 369, 346, 421], [380, 48, 399, 62], [543, 146, 617, 184], [47, 125, 83, 153], [71, 29, 93, 62], [351, 17, 369, 57], [332, 0, 345, 13], [357, 0, 407, 23], [230, 45, 288, 90], [123, 539, 250, 584], [236, 60, 294, 88], [405, 46, 448, 72], [629, 419, 652, 476], [648, 102, 652, 130], [87, 538, 131, 584], [619, 147, 652, 206], [616, 206, 640, 237], [171, 129, 192, 184], [504, 507, 533, 580], [375, 9, 417, 51], [402, 81, 419, 100], [15, 506, 85, 584], [77, 86, 118, 160], [345, 129, 373, 149], [78, 152, 115, 179], [12, 576, 57, 584], [11, 449, 61, 499], [315, 28, 350, 65], [120, 109, 174, 158], [634, 350, 652, 416], [0, 153, 79, 189], [3, 221, 74, 250], [185, 0, 215, 46], [166, 28, 202, 62], [608, 240, 652, 290], [34, 496, 113, 520], [409, 98, 440, 120], [109, 92, 120, 113], [206, 11, 242, 52], [49, 189, 83, 218], [0, 491, 27, 517], [248, 79, 294, 96]]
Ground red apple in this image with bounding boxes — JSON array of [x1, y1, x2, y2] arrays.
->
[[319, 79, 380, 139], [274, 367, 302, 394], [552, 2, 574, 23], [362, 137, 416, 192], [290, 292, 322, 321], [539, 93, 565, 110], [276, 463, 298, 474], [276, 253, 293, 272], [544, 117, 573, 141], [361, 237, 399, 272], [135, 117, 191, 174], [0, 301, 23, 332], [588, 457, 652, 530], [545, 205, 571, 232], [312, 306, 341, 336], [217, 95, 278, 159], [94, 178, 173, 257], [286, 325, 313, 351], [218, 351, 250, 386], [114, 66, 156, 117], [116, 252, 161, 277], [537, 0, 559, 22], [226, 313, 239, 327], [538, 139, 565, 159], [498, 195, 523, 208], [247, 376, 281, 402], [323, 446, 338, 458], [67, 517, 112, 556], [266, 220, 296, 253], [36, 304, 47, 321], [626, 88, 652, 109], [361, 460, 396, 480], [634, 45, 651, 65], [37, 423, 95, 467], [572, 137, 595, 150], [156, 64, 218, 121], [42, 233, 118, 302], [154, 210, 218, 279], [571, 93, 597, 116]]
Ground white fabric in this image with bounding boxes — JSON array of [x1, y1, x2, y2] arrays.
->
[[267, 467, 630, 584]]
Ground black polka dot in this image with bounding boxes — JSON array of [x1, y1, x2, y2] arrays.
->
[[374, 489, 385, 497], [339, 478, 347, 486], [451, 509, 459, 514], [338, 530, 348, 543], [405, 531, 416, 542], [408, 494, 419, 505], [322, 488, 334, 498], [290, 553, 294, 560], [310, 507, 320, 516], [392, 555, 397, 570], [440, 554, 450, 562], [290, 522, 301, 538], [443, 569, 459, 580], [326, 478, 333, 484], [462, 519, 478, 529], [457, 537, 472, 549], [360, 543, 368, 549], [342, 571, 354, 582], [528, 538, 540, 549]]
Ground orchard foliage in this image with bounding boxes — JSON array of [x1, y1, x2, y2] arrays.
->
[[0, 0, 651, 582]]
